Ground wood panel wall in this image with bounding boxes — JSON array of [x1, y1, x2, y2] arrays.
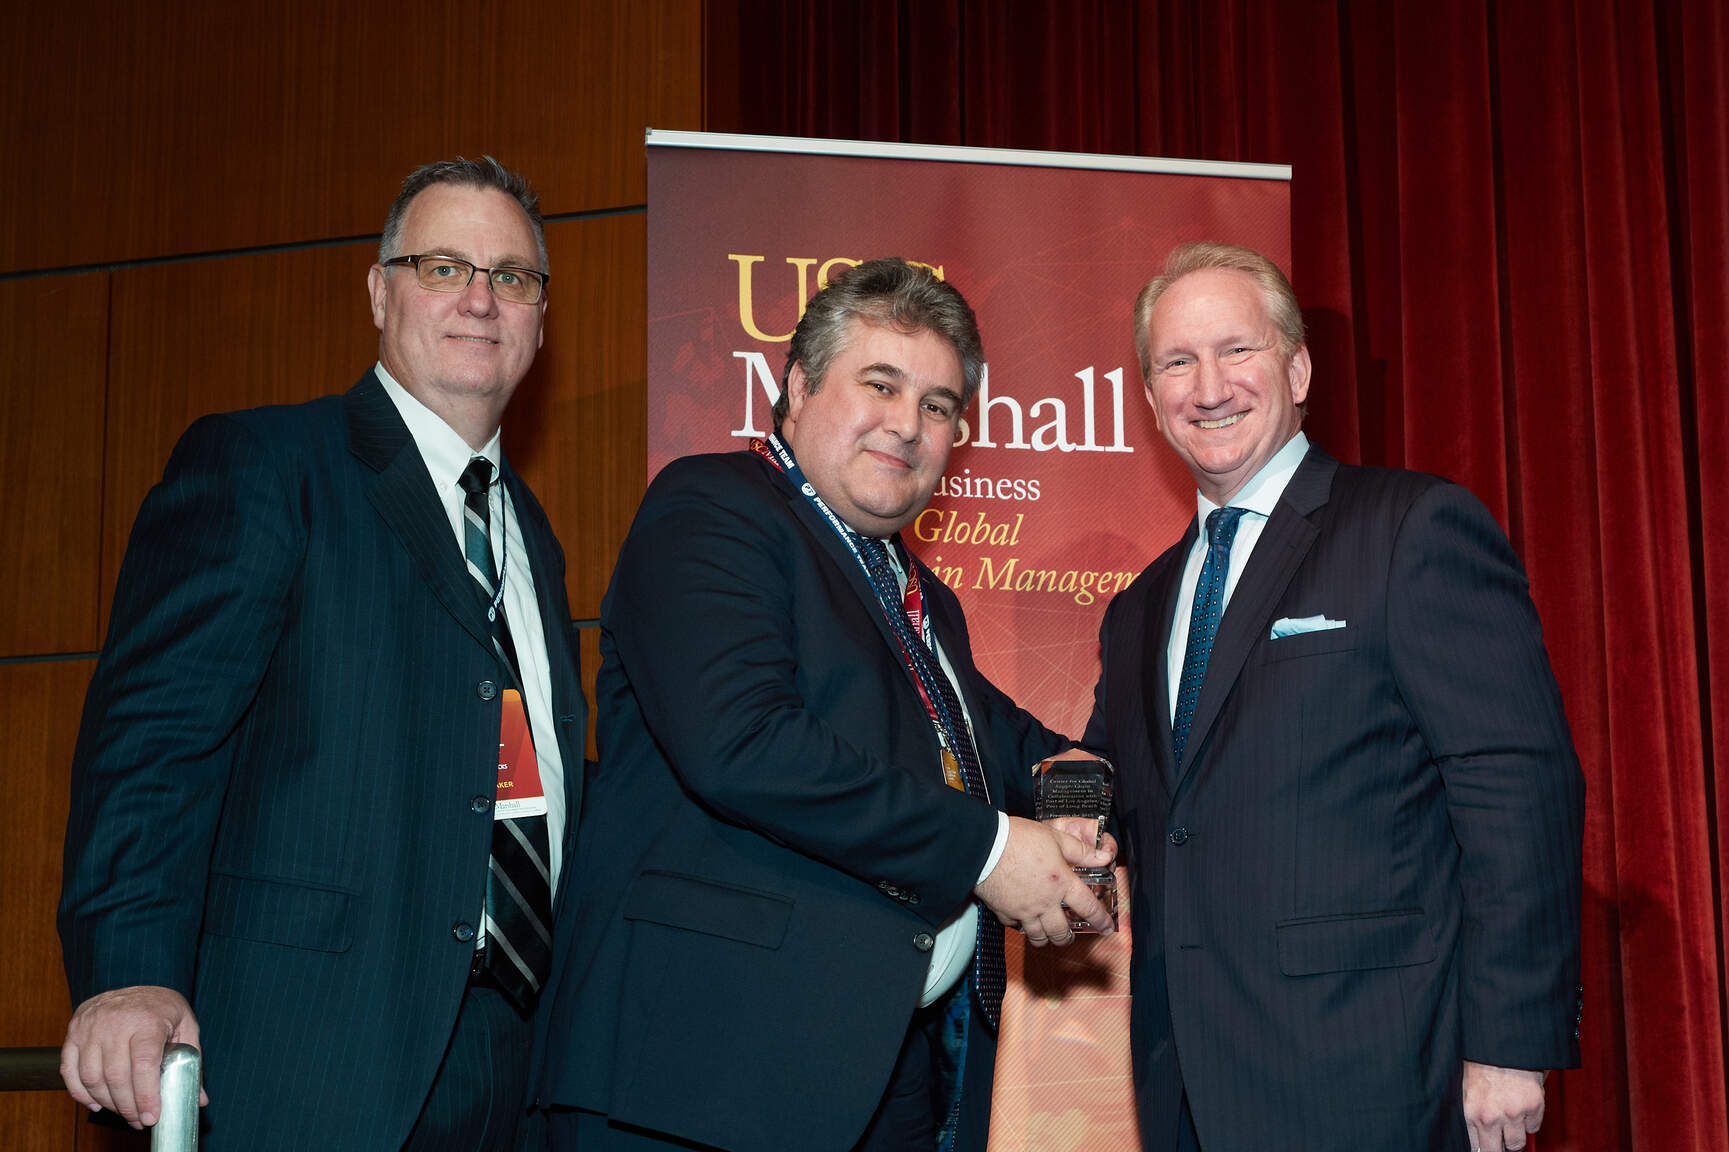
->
[[0, 1, 704, 1144]]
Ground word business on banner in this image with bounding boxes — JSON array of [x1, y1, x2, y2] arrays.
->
[[646, 129, 1290, 1148]]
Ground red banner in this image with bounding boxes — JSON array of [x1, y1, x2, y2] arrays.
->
[[647, 131, 1289, 1147]]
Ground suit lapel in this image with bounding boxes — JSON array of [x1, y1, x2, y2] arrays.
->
[[1139, 532, 1190, 796], [765, 461, 955, 780], [345, 372, 496, 656], [774, 471, 920, 671], [1174, 447, 1337, 788]]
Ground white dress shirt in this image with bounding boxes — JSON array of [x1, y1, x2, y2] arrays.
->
[[377, 364, 568, 891], [1165, 431, 1310, 722]]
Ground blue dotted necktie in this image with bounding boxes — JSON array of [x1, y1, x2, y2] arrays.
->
[[458, 458, 553, 1012], [853, 535, 1004, 1028], [1172, 507, 1247, 769]]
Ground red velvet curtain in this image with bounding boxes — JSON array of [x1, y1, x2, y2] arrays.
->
[[708, 2, 1729, 1147]]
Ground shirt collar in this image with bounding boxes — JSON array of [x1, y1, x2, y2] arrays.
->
[[375, 362, 503, 490], [1194, 430, 1309, 522]]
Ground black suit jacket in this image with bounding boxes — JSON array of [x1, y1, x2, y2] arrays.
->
[[59, 371, 585, 1150], [1084, 445, 1583, 1151], [535, 450, 1064, 1151]]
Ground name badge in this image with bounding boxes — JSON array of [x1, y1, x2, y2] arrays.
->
[[940, 746, 964, 791], [495, 688, 547, 819]]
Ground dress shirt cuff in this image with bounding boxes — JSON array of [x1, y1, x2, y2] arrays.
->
[[977, 810, 1011, 885]]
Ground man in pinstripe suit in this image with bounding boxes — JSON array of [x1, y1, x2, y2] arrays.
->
[[57, 157, 583, 1150], [1084, 243, 1584, 1151]]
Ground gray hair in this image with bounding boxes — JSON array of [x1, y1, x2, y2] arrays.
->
[[1134, 241, 1305, 379], [773, 258, 984, 432], [378, 155, 547, 271]]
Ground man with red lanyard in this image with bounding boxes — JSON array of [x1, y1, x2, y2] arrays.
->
[[535, 258, 1113, 1152]]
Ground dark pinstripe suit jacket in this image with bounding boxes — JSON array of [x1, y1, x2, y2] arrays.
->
[[1083, 445, 1583, 1151], [59, 371, 585, 1150]]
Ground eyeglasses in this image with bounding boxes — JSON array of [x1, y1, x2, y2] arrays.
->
[[381, 255, 548, 304]]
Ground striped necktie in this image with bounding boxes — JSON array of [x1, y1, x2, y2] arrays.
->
[[853, 534, 1005, 1029], [458, 457, 553, 1012]]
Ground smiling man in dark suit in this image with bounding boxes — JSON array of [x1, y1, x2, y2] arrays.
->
[[535, 257, 1114, 1152], [1085, 242, 1584, 1152], [58, 156, 583, 1151]]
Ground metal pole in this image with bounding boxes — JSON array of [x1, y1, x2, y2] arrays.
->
[[153, 1043, 200, 1151]]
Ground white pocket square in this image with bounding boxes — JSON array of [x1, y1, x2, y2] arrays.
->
[[1270, 615, 1347, 639]]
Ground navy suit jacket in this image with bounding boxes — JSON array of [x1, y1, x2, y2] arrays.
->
[[534, 450, 1064, 1151], [59, 371, 585, 1151], [1084, 445, 1583, 1151]]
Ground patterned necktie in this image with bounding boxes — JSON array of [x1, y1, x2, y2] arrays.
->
[[853, 535, 1005, 1028], [1172, 507, 1248, 771], [457, 458, 553, 1012]]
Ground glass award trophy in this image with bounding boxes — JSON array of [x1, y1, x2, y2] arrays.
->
[[1033, 755, 1118, 932]]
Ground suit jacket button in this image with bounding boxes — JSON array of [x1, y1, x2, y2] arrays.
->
[[452, 922, 477, 943], [478, 680, 498, 701], [907, 894, 921, 906], [913, 932, 935, 952], [1167, 826, 1190, 846], [471, 795, 491, 814]]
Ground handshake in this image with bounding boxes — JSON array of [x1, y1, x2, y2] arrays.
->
[[975, 752, 1119, 947]]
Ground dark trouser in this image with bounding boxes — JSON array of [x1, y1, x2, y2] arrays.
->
[[403, 982, 533, 1152], [854, 984, 996, 1152]]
